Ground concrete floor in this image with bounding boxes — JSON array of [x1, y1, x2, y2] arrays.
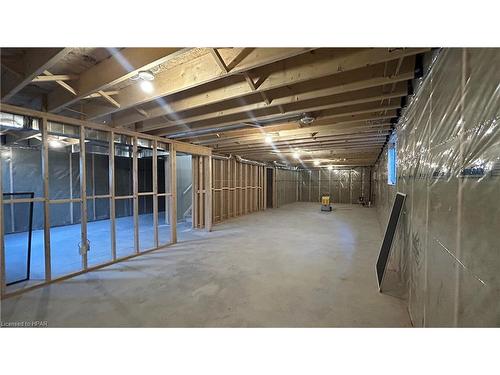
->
[[0, 202, 411, 327], [3, 214, 193, 283]]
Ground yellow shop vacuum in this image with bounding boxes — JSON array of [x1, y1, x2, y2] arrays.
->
[[321, 194, 333, 212]]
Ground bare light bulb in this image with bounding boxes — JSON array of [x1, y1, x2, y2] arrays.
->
[[140, 80, 154, 93]]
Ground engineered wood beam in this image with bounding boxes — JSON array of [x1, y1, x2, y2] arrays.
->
[[84, 48, 314, 120], [110, 50, 423, 127], [47, 48, 186, 112], [1, 48, 71, 101]]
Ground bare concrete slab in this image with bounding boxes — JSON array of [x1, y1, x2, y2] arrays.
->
[[1, 203, 411, 327]]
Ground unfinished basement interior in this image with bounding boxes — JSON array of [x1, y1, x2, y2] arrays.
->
[[0, 47, 498, 327]]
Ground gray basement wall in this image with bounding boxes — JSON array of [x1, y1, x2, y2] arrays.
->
[[276, 168, 299, 206], [274, 166, 372, 206], [298, 167, 371, 203], [372, 48, 500, 327]]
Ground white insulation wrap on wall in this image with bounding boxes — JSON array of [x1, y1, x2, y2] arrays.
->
[[299, 167, 371, 203], [373, 48, 500, 327]]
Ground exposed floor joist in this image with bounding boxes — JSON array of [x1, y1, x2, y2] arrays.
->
[[110, 50, 424, 128], [1, 48, 72, 101], [85, 48, 314, 120], [0, 47, 428, 166], [47, 48, 187, 113]]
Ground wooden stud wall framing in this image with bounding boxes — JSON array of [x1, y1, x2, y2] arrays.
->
[[0, 103, 210, 299], [209, 157, 266, 225]]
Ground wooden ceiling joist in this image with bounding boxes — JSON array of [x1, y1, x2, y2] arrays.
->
[[209, 48, 229, 73], [244, 148, 381, 159], [135, 80, 408, 134], [213, 137, 388, 151], [217, 137, 388, 154], [1, 47, 428, 166], [156, 103, 400, 138], [196, 121, 392, 146], [1, 48, 72, 101], [42, 70, 76, 95], [109, 49, 425, 128], [209, 127, 392, 150], [33, 74, 78, 82], [98, 90, 120, 108], [83, 91, 119, 99], [47, 48, 187, 113], [84, 48, 314, 120]]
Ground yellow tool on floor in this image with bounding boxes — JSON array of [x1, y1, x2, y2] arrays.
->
[[321, 195, 333, 212]]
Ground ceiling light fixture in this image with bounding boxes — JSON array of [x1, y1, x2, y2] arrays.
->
[[140, 80, 154, 93], [314, 160, 320, 166], [131, 70, 155, 81], [299, 112, 315, 125], [293, 151, 300, 159], [49, 140, 64, 148], [264, 135, 273, 144], [327, 165, 333, 170], [138, 70, 154, 81]]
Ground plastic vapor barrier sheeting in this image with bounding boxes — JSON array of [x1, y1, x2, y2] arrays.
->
[[299, 167, 371, 204], [373, 48, 500, 327]]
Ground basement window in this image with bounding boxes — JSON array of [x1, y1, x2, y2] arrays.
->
[[387, 146, 397, 185]]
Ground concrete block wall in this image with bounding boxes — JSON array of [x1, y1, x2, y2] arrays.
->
[[373, 48, 500, 327]]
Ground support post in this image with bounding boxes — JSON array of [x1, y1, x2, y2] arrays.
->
[[205, 155, 213, 232], [109, 131, 116, 260], [153, 139, 158, 248], [263, 167, 267, 210], [42, 117, 51, 281], [79, 126, 88, 269], [192, 156, 198, 228], [133, 137, 139, 253], [170, 147, 177, 243]]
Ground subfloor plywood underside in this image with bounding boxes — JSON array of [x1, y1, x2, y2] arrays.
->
[[1, 202, 411, 327]]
